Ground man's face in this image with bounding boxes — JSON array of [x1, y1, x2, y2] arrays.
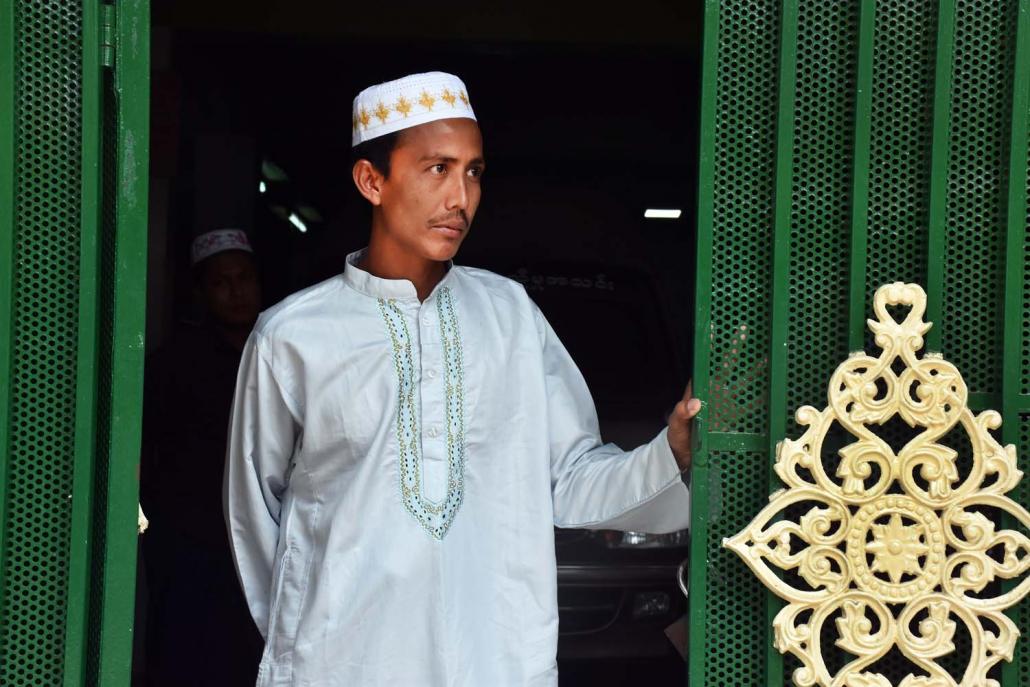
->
[[199, 251, 261, 328], [374, 118, 485, 262]]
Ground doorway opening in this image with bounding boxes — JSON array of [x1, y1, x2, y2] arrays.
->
[[139, 3, 702, 685]]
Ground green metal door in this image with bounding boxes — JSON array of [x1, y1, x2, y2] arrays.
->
[[0, 1, 149, 685], [689, 0, 1030, 685], [8, 0, 1030, 684]]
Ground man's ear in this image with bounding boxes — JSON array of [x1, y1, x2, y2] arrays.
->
[[352, 159, 385, 206]]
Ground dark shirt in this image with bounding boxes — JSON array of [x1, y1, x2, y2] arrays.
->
[[141, 322, 242, 550], [139, 321, 261, 687]]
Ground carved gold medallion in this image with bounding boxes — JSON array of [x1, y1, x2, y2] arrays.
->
[[724, 283, 1030, 687]]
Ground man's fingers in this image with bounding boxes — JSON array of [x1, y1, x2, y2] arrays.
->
[[674, 398, 702, 421], [683, 398, 701, 418], [677, 380, 700, 419]]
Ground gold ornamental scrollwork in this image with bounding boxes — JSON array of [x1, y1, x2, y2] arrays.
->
[[724, 283, 1030, 687]]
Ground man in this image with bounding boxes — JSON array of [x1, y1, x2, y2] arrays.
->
[[141, 229, 264, 686], [224, 72, 700, 686]]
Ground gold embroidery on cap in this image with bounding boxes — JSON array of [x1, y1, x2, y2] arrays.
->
[[357, 89, 473, 139]]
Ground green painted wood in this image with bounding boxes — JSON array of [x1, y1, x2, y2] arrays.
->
[[999, 0, 1029, 440], [93, 1, 149, 683], [63, 3, 103, 684], [848, 0, 875, 352], [924, 0, 956, 353], [687, 1, 720, 684], [1001, 3, 1030, 685], [967, 392, 1003, 411], [766, 0, 800, 683]]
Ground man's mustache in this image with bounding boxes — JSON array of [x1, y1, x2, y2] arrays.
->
[[428, 212, 469, 230]]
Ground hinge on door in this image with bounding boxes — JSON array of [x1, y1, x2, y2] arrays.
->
[[100, 3, 116, 68]]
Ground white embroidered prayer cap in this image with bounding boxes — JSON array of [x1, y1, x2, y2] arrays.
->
[[190, 228, 253, 266], [351, 71, 476, 147]]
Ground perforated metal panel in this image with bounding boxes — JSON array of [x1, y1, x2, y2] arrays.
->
[[938, 0, 1016, 391], [691, 0, 1030, 685], [1020, 73, 1030, 683], [1015, 415, 1030, 686], [863, 0, 935, 324], [1024, 133, 1030, 399], [84, 65, 119, 684], [784, 0, 857, 436], [704, 0, 777, 436], [1012, 59, 1030, 684], [1, 3, 150, 686], [0, 2, 84, 685], [702, 452, 770, 685]]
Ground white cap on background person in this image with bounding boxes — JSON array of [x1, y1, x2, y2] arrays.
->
[[190, 228, 254, 266]]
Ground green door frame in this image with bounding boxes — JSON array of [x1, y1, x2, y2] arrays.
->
[[0, 2, 149, 685]]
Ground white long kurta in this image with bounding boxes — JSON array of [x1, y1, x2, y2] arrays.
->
[[224, 249, 691, 686]]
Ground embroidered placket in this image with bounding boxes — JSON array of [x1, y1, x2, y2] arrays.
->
[[377, 287, 466, 539]]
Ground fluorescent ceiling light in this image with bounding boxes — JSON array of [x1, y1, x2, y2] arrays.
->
[[288, 212, 308, 233], [644, 209, 682, 219]]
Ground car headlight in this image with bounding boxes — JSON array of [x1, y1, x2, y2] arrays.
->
[[599, 529, 689, 548]]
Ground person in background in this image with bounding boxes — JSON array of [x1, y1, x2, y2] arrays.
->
[[140, 228, 264, 687]]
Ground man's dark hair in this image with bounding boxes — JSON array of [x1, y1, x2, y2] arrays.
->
[[351, 131, 401, 178]]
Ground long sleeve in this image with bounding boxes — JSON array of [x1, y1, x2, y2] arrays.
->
[[224, 332, 301, 639], [538, 308, 690, 533]]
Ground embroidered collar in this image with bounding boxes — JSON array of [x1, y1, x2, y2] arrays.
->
[[377, 287, 467, 539], [342, 248, 457, 301]]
